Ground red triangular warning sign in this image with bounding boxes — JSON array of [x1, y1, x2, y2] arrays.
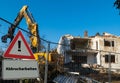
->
[[3, 30, 35, 59]]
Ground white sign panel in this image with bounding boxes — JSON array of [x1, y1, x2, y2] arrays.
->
[[2, 59, 39, 79]]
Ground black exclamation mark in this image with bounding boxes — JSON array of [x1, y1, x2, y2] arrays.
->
[[18, 40, 21, 52]]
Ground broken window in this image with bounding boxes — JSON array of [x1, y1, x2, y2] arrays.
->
[[105, 55, 115, 63], [112, 41, 114, 47], [104, 39, 114, 47], [70, 39, 90, 50]]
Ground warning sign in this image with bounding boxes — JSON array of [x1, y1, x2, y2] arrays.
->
[[3, 30, 35, 59], [2, 59, 39, 79]]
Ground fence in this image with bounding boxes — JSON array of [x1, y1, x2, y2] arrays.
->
[[0, 17, 120, 83], [56, 50, 120, 83], [36, 41, 120, 83]]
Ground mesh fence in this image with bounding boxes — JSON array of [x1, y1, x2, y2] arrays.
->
[[0, 17, 120, 83], [37, 42, 120, 83], [59, 50, 120, 83]]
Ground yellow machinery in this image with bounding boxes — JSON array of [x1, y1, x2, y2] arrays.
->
[[1, 5, 55, 62], [1, 5, 40, 53]]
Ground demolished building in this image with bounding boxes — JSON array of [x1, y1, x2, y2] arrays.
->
[[57, 31, 120, 73]]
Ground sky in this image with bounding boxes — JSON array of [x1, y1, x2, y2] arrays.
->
[[0, 0, 120, 48]]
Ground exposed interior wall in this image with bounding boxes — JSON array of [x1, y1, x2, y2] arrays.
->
[[87, 54, 97, 64]]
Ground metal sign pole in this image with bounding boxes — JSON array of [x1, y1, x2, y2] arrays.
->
[[108, 41, 113, 83], [44, 42, 50, 83], [108, 52, 111, 83]]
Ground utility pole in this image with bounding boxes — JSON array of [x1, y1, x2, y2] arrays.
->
[[108, 52, 111, 83], [108, 41, 112, 83], [44, 42, 50, 83]]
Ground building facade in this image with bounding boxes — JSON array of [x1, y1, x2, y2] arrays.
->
[[57, 32, 120, 71]]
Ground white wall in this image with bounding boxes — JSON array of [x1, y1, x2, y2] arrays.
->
[[57, 34, 73, 63]]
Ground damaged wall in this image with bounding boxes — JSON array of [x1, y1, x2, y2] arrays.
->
[[57, 32, 120, 70], [91, 34, 120, 69]]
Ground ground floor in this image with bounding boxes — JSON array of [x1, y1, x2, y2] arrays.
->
[[64, 51, 120, 73]]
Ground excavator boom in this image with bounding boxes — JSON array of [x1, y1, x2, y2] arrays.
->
[[1, 5, 40, 52]]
